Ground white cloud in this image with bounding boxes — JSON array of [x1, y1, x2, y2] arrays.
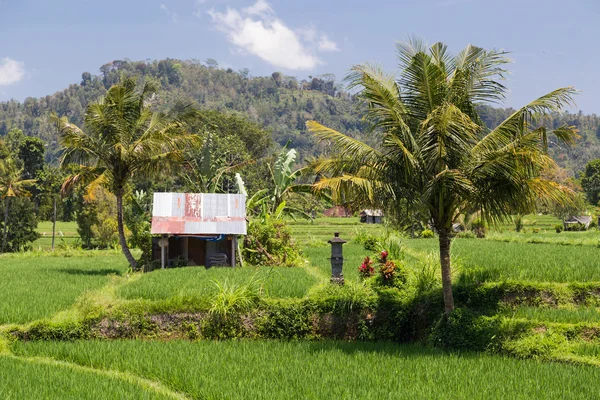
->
[[318, 35, 340, 52], [208, 1, 334, 70], [0, 58, 25, 86], [160, 3, 179, 23]]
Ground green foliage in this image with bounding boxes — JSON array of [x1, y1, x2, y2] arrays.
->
[[209, 279, 260, 318], [429, 309, 502, 351], [471, 219, 486, 238], [17, 137, 45, 180], [414, 254, 441, 294], [375, 259, 408, 288], [555, 224, 564, 233], [243, 218, 302, 267], [75, 192, 97, 248], [0, 197, 39, 252], [124, 190, 152, 265], [362, 235, 379, 251], [581, 159, 600, 205], [421, 229, 434, 239], [255, 300, 314, 339], [455, 230, 476, 239], [514, 215, 524, 232]]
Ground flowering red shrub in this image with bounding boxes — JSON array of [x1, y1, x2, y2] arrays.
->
[[358, 256, 375, 279]]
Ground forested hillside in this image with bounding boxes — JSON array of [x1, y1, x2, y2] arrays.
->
[[0, 58, 599, 174]]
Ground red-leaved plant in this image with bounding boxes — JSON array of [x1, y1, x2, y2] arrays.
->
[[358, 256, 375, 279]]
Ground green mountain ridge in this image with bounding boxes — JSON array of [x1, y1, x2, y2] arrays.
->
[[0, 58, 598, 174]]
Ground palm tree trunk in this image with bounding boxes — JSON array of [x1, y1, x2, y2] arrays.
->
[[116, 190, 137, 270], [439, 229, 454, 315], [2, 197, 9, 253]]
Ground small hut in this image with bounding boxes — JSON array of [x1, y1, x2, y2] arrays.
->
[[563, 216, 593, 231], [360, 209, 384, 224], [151, 192, 246, 268]]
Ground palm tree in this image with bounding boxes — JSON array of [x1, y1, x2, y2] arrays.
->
[[307, 40, 578, 314], [53, 78, 197, 269], [0, 157, 36, 253]]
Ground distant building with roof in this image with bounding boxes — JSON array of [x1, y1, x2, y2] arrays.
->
[[360, 209, 384, 224]]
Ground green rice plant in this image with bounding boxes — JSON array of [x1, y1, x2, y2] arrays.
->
[[0, 355, 171, 399], [511, 306, 600, 324], [12, 340, 600, 400], [0, 252, 128, 324], [403, 238, 600, 282], [379, 232, 404, 260], [209, 278, 260, 318], [414, 254, 441, 294], [118, 265, 316, 302]]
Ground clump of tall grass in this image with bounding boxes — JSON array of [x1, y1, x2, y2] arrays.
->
[[413, 254, 441, 294], [209, 278, 261, 318]]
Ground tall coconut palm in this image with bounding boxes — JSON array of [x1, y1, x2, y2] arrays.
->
[[0, 157, 36, 253], [307, 40, 578, 314], [53, 78, 197, 269]]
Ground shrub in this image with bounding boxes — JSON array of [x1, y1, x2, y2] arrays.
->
[[377, 260, 407, 288], [421, 229, 434, 239], [414, 254, 441, 294], [455, 231, 476, 239], [471, 219, 486, 238], [362, 235, 379, 251], [429, 309, 501, 351], [379, 233, 403, 259], [590, 220, 598, 229], [358, 256, 375, 279], [243, 219, 302, 267], [0, 197, 39, 252], [555, 224, 563, 233], [514, 215, 524, 232]]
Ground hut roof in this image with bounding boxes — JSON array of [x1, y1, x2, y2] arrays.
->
[[151, 192, 246, 235], [564, 216, 592, 225], [361, 209, 384, 217]]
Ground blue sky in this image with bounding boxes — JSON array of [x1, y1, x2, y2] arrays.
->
[[0, 0, 598, 113]]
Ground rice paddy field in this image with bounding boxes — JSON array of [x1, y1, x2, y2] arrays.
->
[[9, 340, 600, 400], [0, 252, 128, 324], [2, 214, 600, 398]]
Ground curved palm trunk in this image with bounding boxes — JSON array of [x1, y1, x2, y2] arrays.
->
[[439, 229, 455, 315], [2, 197, 9, 253], [116, 190, 137, 270]]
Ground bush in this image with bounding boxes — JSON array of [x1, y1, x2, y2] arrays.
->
[[421, 229, 434, 238], [554, 224, 563, 233], [471, 219, 486, 238], [362, 236, 379, 251], [0, 197, 40, 252], [455, 231, 476, 239], [590, 220, 598, 229], [374, 251, 407, 288], [514, 215, 524, 232], [358, 256, 375, 279], [429, 308, 501, 351], [243, 218, 302, 267]]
